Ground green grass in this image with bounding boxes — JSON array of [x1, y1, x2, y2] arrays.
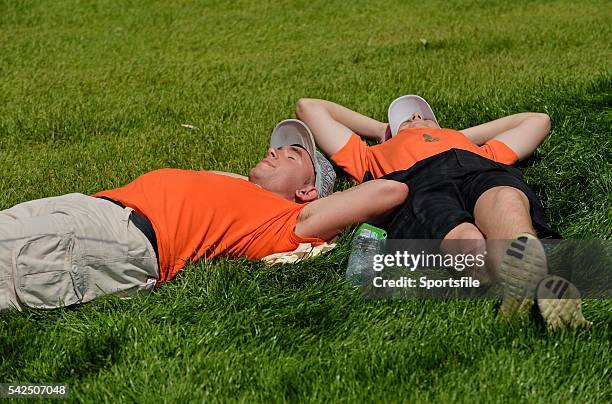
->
[[0, 0, 611, 402]]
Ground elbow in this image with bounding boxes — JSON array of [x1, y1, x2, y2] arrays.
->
[[394, 181, 409, 205], [537, 112, 551, 128], [381, 180, 409, 208], [531, 112, 551, 135], [295, 98, 318, 119]]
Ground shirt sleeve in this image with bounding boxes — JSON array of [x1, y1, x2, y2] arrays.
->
[[479, 139, 519, 165], [329, 133, 371, 183], [287, 205, 326, 246], [289, 227, 326, 246]]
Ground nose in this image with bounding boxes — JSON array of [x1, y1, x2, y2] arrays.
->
[[410, 112, 423, 121], [267, 148, 278, 158]]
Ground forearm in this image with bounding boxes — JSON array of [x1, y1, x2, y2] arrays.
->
[[461, 113, 544, 144], [493, 113, 551, 160], [364, 202, 400, 228], [296, 98, 387, 142], [461, 113, 551, 160], [340, 179, 407, 216]]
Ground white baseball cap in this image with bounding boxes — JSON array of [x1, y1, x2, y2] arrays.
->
[[270, 119, 336, 198], [388, 95, 439, 136]]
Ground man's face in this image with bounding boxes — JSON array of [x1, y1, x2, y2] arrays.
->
[[398, 112, 440, 131], [249, 146, 317, 203]]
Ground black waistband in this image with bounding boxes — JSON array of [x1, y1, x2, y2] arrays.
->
[[96, 196, 159, 259]]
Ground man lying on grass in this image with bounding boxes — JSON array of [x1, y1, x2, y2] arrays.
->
[[296, 96, 590, 329], [0, 119, 407, 313]]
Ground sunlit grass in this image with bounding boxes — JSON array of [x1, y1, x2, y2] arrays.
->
[[0, 0, 610, 401]]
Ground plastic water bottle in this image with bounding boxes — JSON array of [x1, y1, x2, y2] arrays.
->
[[346, 223, 387, 286]]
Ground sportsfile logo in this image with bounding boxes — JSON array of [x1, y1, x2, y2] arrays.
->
[[368, 250, 486, 292], [372, 251, 486, 272], [361, 239, 611, 300]]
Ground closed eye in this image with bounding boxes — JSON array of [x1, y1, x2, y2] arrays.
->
[[287, 146, 305, 161]]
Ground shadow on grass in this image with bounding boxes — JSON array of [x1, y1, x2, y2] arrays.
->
[[51, 327, 126, 381]]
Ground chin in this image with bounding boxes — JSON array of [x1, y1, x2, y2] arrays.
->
[[249, 165, 265, 180]]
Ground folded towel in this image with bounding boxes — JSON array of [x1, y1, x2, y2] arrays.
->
[[262, 242, 337, 265]]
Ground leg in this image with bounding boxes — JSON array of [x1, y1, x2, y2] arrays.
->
[[0, 195, 72, 311], [459, 151, 584, 327], [473, 186, 546, 317], [474, 186, 535, 239], [441, 222, 491, 284], [0, 206, 77, 311], [0, 194, 75, 223], [1, 194, 158, 312], [473, 186, 535, 271]]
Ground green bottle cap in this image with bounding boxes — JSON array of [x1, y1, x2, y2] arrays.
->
[[355, 223, 387, 240]]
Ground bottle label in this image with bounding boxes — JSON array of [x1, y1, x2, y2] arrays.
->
[[355, 223, 387, 241]]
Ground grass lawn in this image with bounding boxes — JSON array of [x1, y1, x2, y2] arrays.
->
[[1, 0, 610, 402]]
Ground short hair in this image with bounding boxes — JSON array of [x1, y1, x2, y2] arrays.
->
[[291, 144, 316, 187]]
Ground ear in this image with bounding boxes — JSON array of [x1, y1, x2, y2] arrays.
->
[[295, 186, 318, 203]]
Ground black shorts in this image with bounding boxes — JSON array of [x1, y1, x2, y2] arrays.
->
[[370, 149, 561, 240]]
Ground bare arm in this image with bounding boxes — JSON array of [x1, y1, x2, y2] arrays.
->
[[209, 171, 249, 180], [460, 113, 551, 160], [295, 179, 408, 240], [295, 98, 388, 156]]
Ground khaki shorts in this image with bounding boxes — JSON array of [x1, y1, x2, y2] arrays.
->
[[0, 193, 159, 312]]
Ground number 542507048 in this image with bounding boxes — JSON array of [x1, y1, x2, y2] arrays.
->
[[2, 384, 68, 397]]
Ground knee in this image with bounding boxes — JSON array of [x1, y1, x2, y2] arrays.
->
[[442, 223, 486, 255], [455, 234, 486, 258], [490, 187, 529, 211], [459, 237, 486, 257], [441, 224, 489, 280]]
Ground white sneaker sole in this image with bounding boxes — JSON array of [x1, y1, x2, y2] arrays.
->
[[536, 275, 592, 330], [498, 233, 548, 318]]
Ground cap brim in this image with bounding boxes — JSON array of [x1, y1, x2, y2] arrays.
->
[[270, 119, 317, 162], [388, 95, 438, 136]]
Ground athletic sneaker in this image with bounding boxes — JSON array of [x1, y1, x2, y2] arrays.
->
[[498, 233, 548, 318], [536, 275, 592, 330]]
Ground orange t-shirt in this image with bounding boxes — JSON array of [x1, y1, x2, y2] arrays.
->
[[331, 128, 519, 183], [94, 169, 323, 283]]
